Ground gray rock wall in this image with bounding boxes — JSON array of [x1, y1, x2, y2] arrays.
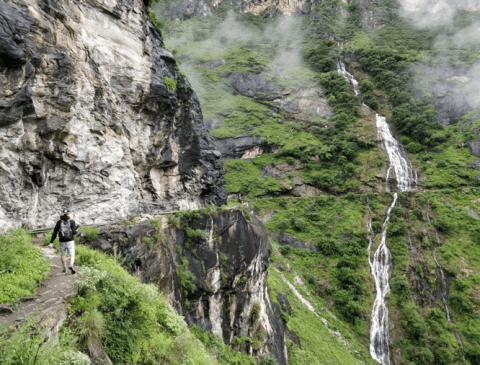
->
[[0, 0, 226, 230], [79, 205, 289, 364]]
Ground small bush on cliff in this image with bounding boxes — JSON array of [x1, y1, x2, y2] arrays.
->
[[0, 228, 49, 304], [251, 302, 261, 323], [164, 76, 177, 92], [148, 9, 164, 38], [175, 256, 196, 295]]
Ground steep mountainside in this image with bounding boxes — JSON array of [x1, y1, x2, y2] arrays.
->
[[153, 0, 480, 364], [0, 0, 226, 231]]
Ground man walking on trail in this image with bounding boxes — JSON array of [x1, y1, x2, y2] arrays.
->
[[50, 208, 78, 274]]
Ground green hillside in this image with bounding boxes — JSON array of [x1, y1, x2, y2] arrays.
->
[[155, 0, 480, 363]]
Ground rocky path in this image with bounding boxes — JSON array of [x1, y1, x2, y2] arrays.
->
[[0, 237, 79, 334]]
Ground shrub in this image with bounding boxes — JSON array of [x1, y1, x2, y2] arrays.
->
[[176, 257, 197, 295], [400, 305, 427, 345], [291, 217, 306, 231], [317, 238, 338, 255], [79, 226, 99, 241], [74, 246, 214, 364], [218, 251, 228, 266], [148, 9, 164, 38], [186, 228, 209, 241], [406, 142, 423, 154], [372, 221, 382, 234], [251, 302, 261, 323], [437, 160, 447, 168], [164, 76, 177, 91], [277, 220, 289, 231], [0, 315, 86, 365], [433, 218, 451, 233], [259, 354, 278, 365], [0, 229, 50, 304], [285, 157, 296, 165], [77, 309, 105, 346], [279, 245, 292, 256], [390, 275, 411, 300]]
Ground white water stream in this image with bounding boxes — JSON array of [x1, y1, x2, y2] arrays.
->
[[368, 116, 415, 365], [375, 115, 415, 191], [337, 60, 360, 96]]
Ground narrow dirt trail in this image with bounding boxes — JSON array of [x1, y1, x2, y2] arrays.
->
[[1, 237, 79, 332]]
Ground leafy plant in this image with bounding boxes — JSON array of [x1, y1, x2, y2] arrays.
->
[[79, 226, 99, 241], [164, 76, 177, 91]]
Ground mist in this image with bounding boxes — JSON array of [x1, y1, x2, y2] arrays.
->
[[399, 0, 480, 124]]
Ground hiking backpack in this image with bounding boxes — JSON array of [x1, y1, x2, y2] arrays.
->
[[59, 219, 73, 240]]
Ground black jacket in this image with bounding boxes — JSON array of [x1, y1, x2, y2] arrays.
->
[[51, 215, 77, 243]]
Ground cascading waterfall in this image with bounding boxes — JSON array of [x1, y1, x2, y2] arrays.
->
[[369, 194, 398, 365], [426, 207, 452, 322], [375, 114, 415, 191], [368, 115, 415, 365], [337, 60, 360, 96], [337, 63, 419, 365]]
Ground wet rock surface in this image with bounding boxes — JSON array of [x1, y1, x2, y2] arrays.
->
[[79, 205, 291, 364], [228, 72, 284, 100], [269, 231, 318, 251], [0, 0, 226, 231]]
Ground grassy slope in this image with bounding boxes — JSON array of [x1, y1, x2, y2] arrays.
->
[[158, 1, 480, 364], [0, 229, 49, 305]]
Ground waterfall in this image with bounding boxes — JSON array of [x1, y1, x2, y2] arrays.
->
[[368, 194, 398, 365], [375, 114, 415, 191], [426, 206, 452, 322], [337, 60, 360, 96], [368, 115, 415, 364]]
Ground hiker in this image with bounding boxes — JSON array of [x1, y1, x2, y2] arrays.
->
[[50, 208, 78, 274]]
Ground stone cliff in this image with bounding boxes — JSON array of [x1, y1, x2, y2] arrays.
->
[[79, 205, 290, 364], [0, 0, 226, 231]]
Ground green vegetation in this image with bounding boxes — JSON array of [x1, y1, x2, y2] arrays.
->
[[71, 245, 215, 364], [148, 9, 164, 38], [0, 314, 89, 365], [79, 226, 99, 241], [0, 229, 49, 305], [163, 76, 177, 91]]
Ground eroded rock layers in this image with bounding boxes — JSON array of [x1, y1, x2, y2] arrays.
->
[[79, 205, 290, 364], [0, 0, 226, 230]]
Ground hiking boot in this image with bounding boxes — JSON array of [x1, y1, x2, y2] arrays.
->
[[69, 266, 76, 274], [62, 267, 67, 273]]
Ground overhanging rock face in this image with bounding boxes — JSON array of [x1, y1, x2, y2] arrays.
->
[[0, 0, 226, 230]]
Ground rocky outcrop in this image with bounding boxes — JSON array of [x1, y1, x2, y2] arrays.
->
[[79, 204, 289, 364], [273, 87, 334, 121], [153, 0, 308, 20], [228, 72, 284, 100], [0, 0, 226, 231]]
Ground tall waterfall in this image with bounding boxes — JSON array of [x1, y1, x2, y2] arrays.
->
[[368, 194, 398, 365], [368, 115, 415, 365], [375, 114, 415, 191], [336, 62, 419, 365], [337, 60, 360, 95]]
